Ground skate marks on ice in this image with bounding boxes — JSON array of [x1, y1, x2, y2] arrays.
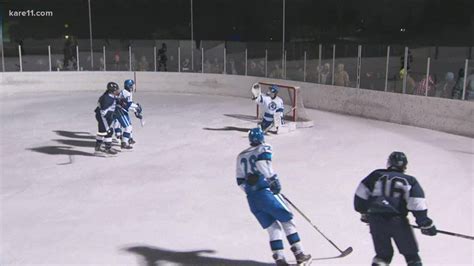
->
[[124, 246, 273, 266], [28, 130, 98, 163]]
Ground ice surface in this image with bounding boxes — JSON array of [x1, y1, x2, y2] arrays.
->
[[1, 91, 472, 265]]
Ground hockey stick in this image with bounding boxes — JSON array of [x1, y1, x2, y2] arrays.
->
[[411, 225, 474, 240], [280, 194, 353, 257]]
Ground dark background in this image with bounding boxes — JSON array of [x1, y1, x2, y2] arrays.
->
[[1, 0, 473, 45]]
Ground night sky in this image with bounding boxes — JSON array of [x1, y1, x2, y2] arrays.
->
[[1, 0, 473, 45]]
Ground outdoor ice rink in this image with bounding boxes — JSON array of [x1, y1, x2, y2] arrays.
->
[[1, 89, 473, 266]]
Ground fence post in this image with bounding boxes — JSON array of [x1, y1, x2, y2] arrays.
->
[[462, 59, 468, 100], [103, 46, 106, 71], [384, 46, 390, 92], [303, 51, 307, 82], [244, 48, 248, 76], [154, 46, 157, 72], [129, 46, 132, 71], [318, 44, 322, 83], [48, 45, 52, 72], [425, 57, 431, 96], [18, 45, 23, 72], [224, 47, 226, 74], [357, 45, 362, 88], [178, 46, 181, 72], [402, 46, 408, 94], [265, 49, 268, 77], [76, 45, 80, 71], [331, 44, 335, 85]]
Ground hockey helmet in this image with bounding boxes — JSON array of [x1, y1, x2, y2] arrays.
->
[[124, 79, 135, 92], [106, 82, 120, 94], [387, 151, 408, 171], [248, 127, 264, 146], [269, 85, 279, 99]]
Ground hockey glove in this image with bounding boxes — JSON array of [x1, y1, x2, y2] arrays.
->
[[268, 175, 281, 194], [421, 223, 437, 236], [135, 112, 143, 119], [360, 214, 369, 224]]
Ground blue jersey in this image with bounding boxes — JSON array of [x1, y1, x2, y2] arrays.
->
[[354, 169, 430, 223], [95, 92, 117, 121]]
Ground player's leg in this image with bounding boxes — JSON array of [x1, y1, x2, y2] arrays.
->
[[281, 220, 312, 264], [260, 119, 273, 132], [266, 221, 289, 265], [391, 217, 421, 266], [95, 113, 107, 152], [113, 119, 122, 143], [265, 194, 311, 264], [368, 215, 394, 265], [248, 196, 287, 265], [102, 116, 117, 154], [121, 113, 133, 148]]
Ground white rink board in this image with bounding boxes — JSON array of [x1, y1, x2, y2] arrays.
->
[[1, 88, 472, 265]]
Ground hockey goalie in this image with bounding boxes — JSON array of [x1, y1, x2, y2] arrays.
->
[[251, 82, 295, 134]]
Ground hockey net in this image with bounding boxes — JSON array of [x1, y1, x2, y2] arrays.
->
[[256, 82, 313, 127]]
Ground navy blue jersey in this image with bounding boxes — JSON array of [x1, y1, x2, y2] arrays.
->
[[354, 169, 431, 224], [95, 93, 117, 121]]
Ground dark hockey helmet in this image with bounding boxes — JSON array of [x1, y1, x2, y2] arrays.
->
[[248, 127, 264, 146], [387, 151, 408, 171], [124, 79, 135, 92], [106, 82, 120, 93]]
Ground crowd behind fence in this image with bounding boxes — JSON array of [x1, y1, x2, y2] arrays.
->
[[1, 39, 473, 101]]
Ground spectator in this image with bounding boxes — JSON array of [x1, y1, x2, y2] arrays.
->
[[138, 56, 149, 71], [258, 59, 265, 76], [400, 49, 413, 72], [414, 75, 435, 96], [114, 49, 121, 71], [334, 63, 350, 87], [317, 63, 331, 84], [204, 59, 212, 73], [399, 68, 416, 94], [452, 68, 465, 99], [269, 63, 282, 78], [436, 72, 455, 98], [211, 57, 221, 73], [182, 58, 190, 72], [158, 43, 167, 71], [228, 58, 237, 75], [465, 69, 474, 101]]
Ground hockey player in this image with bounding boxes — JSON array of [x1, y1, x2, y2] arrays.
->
[[354, 151, 437, 266], [94, 82, 121, 155], [114, 79, 142, 150], [236, 128, 311, 265], [251, 83, 284, 132]]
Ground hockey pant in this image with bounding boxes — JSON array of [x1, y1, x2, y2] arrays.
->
[[95, 112, 114, 149], [368, 215, 421, 265]]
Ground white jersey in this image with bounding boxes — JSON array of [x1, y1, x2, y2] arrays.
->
[[236, 143, 277, 191], [255, 94, 284, 122], [117, 89, 138, 112]]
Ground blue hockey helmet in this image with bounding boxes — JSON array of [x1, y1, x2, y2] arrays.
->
[[387, 151, 408, 171], [248, 127, 264, 146], [269, 85, 279, 94], [269, 85, 279, 99], [124, 79, 135, 92]]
